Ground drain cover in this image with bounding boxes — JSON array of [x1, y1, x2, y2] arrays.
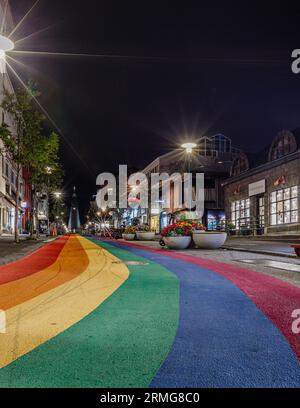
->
[[237, 259, 300, 273]]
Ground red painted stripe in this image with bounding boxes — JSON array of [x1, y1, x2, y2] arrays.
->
[[102, 238, 300, 361], [0, 236, 69, 285]]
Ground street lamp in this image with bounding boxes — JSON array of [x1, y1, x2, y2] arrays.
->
[[54, 191, 62, 199], [0, 35, 14, 74], [181, 142, 197, 154], [0, 35, 14, 54], [181, 142, 197, 217], [181, 142, 197, 173]]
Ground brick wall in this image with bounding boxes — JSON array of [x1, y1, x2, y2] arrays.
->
[[224, 156, 300, 234]]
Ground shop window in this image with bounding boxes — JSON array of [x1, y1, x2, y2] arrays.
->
[[270, 186, 298, 226], [231, 198, 250, 228], [259, 197, 265, 227]]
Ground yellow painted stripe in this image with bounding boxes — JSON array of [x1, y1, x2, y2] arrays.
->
[[0, 236, 129, 369]]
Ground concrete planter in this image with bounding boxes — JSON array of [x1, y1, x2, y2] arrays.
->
[[163, 236, 191, 250], [192, 231, 227, 249], [136, 231, 155, 241], [122, 233, 135, 241]]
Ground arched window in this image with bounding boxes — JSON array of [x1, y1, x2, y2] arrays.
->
[[269, 130, 296, 161], [231, 153, 249, 177]]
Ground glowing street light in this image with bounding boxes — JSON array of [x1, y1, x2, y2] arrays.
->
[[181, 142, 197, 174], [54, 191, 62, 199], [181, 142, 197, 154], [0, 35, 14, 56], [0, 35, 14, 74], [45, 166, 53, 174]]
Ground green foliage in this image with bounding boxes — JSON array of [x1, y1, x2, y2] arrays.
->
[[0, 87, 63, 193], [0, 85, 63, 241]]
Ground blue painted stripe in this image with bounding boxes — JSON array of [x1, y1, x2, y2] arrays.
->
[[103, 240, 300, 388]]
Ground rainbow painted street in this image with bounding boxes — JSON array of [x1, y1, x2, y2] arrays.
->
[[0, 234, 299, 388]]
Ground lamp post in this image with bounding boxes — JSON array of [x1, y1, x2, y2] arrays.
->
[[45, 167, 53, 234], [181, 142, 197, 216], [53, 191, 63, 234]]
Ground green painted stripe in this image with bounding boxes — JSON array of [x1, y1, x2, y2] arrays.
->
[[0, 238, 179, 388]]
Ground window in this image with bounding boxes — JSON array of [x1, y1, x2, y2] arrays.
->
[[211, 134, 232, 153], [231, 198, 250, 228], [259, 197, 265, 227], [198, 136, 214, 156], [270, 186, 298, 226], [269, 130, 296, 161], [231, 154, 249, 177]]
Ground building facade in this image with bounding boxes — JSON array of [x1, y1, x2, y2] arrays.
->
[[223, 129, 300, 235], [21, 167, 32, 233], [122, 134, 240, 232], [0, 1, 26, 235]]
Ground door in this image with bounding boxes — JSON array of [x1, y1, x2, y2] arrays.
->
[[257, 195, 265, 235]]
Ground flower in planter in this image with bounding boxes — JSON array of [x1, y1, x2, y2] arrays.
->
[[161, 221, 193, 237], [125, 226, 136, 234], [191, 222, 206, 231], [136, 224, 154, 232]]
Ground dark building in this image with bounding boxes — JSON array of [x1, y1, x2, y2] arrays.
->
[[223, 129, 300, 235], [137, 134, 241, 231], [68, 187, 81, 232]]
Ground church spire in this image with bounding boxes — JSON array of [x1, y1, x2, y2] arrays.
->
[[68, 186, 81, 231]]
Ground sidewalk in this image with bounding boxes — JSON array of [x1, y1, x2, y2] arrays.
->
[[130, 236, 298, 258], [222, 237, 297, 258], [0, 235, 56, 265], [115, 238, 300, 288]]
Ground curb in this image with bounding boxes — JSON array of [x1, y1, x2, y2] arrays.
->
[[222, 245, 297, 259]]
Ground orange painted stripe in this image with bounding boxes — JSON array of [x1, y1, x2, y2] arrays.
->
[[0, 235, 89, 310], [0, 235, 69, 285], [0, 236, 129, 369]]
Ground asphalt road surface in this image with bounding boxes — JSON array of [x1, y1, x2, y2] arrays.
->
[[0, 235, 299, 387]]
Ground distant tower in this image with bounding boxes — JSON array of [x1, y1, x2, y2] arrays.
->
[[68, 186, 81, 231]]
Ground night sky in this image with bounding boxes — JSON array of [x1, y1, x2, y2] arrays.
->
[[8, 0, 300, 215]]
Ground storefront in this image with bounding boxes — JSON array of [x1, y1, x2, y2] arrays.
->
[[160, 211, 171, 230], [0, 199, 22, 234], [206, 209, 226, 231], [147, 207, 160, 232], [223, 129, 300, 235]]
